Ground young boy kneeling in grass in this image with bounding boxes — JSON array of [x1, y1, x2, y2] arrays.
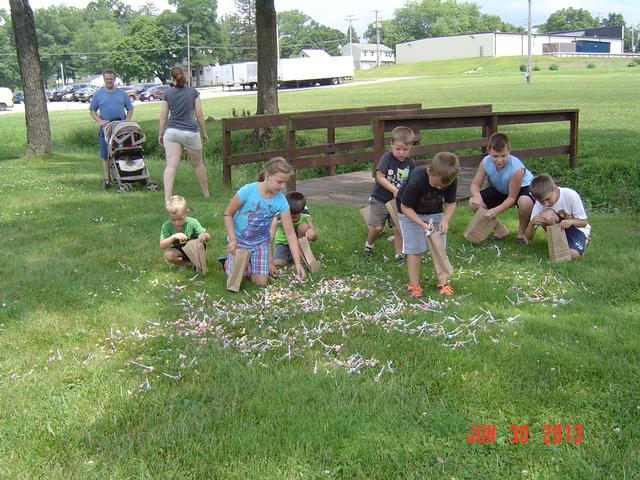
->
[[270, 191, 317, 268], [525, 174, 591, 260], [396, 152, 459, 297], [160, 195, 210, 267]]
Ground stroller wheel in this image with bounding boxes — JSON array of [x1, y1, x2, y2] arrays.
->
[[116, 183, 132, 193], [145, 181, 161, 192]]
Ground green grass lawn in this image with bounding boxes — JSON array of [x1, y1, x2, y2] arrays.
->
[[1, 57, 639, 478]]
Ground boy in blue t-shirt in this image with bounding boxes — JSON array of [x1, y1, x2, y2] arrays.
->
[[468, 132, 534, 244]]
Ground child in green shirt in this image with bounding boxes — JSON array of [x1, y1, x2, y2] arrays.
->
[[270, 192, 317, 268], [160, 195, 210, 266]]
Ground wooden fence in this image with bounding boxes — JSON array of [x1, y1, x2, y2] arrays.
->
[[222, 104, 422, 187], [284, 105, 493, 189], [372, 109, 579, 169]]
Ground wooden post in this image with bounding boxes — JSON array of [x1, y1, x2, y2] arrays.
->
[[286, 121, 297, 191], [226, 248, 251, 291], [222, 119, 232, 188], [569, 110, 579, 168], [372, 116, 386, 178], [327, 126, 336, 176]]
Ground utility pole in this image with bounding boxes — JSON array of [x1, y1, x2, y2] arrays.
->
[[373, 10, 381, 67], [526, 0, 532, 84], [186, 22, 191, 86], [345, 15, 357, 64], [59, 62, 64, 86]]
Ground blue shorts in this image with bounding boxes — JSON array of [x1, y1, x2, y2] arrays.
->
[[398, 212, 446, 255], [564, 226, 587, 255], [98, 127, 108, 160], [225, 241, 270, 277], [273, 243, 292, 262]]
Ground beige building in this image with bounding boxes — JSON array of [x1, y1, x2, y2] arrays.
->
[[396, 31, 623, 64], [340, 43, 395, 70]]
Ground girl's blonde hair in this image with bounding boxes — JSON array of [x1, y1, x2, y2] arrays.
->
[[257, 157, 293, 182]]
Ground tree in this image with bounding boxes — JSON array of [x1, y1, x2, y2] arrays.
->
[[168, 0, 221, 80], [541, 8, 599, 33], [600, 12, 625, 27], [0, 10, 21, 89], [219, 0, 256, 62], [277, 10, 348, 58], [363, 0, 522, 49], [68, 20, 121, 78], [255, 0, 278, 117], [9, 0, 52, 155], [109, 16, 181, 83]]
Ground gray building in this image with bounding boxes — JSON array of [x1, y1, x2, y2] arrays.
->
[[396, 30, 624, 64]]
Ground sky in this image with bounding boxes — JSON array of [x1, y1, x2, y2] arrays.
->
[[2, 0, 639, 38]]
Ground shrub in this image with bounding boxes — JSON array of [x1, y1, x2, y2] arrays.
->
[[533, 65, 541, 71], [586, 63, 596, 69], [548, 64, 559, 71], [628, 62, 637, 68], [519, 64, 527, 72]]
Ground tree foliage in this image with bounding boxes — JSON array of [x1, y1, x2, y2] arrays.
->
[[277, 10, 347, 58], [219, 0, 256, 62], [108, 16, 181, 84], [363, 0, 522, 49], [541, 8, 599, 33]]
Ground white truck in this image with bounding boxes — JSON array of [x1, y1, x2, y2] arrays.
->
[[0, 87, 14, 111], [277, 55, 353, 88], [221, 62, 258, 90]]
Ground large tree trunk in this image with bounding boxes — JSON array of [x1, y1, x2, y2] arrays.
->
[[255, 0, 278, 117], [10, 0, 52, 155]]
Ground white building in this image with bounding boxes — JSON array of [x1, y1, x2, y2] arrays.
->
[[340, 43, 395, 70], [396, 31, 624, 64]]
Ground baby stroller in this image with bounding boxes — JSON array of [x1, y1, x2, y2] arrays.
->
[[105, 121, 160, 193]]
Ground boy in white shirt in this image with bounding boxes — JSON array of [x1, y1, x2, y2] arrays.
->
[[525, 174, 591, 259]]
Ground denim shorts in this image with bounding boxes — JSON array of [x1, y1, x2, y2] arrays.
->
[[398, 212, 446, 255], [163, 128, 202, 151], [564, 226, 588, 255], [273, 243, 292, 262], [98, 127, 108, 160]]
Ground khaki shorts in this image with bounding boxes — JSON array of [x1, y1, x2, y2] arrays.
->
[[368, 199, 395, 228], [163, 128, 202, 151]]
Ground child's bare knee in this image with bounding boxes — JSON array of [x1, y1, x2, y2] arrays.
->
[[164, 250, 180, 263], [370, 225, 384, 234], [251, 275, 269, 286]]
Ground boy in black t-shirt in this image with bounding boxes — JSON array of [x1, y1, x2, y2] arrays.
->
[[396, 152, 459, 297], [364, 126, 416, 261]]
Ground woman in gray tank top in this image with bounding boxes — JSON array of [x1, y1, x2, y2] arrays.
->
[[158, 66, 210, 204]]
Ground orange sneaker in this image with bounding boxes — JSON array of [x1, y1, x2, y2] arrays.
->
[[438, 283, 455, 296], [407, 284, 424, 298]]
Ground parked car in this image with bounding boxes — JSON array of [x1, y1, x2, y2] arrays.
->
[[138, 84, 169, 101], [79, 85, 99, 103], [51, 85, 75, 101], [118, 86, 139, 102], [62, 84, 89, 101], [13, 91, 24, 104], [0, 87, 14, 111]]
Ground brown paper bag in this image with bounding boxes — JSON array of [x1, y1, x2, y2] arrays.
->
[[359, 206, 370, 225], [298, 236, 321, 273], [385, 200, 400, 228], [547, 224, 572, 263], [426, 231, 453, 282], [463, 208, 497, 244], [182, 239, 208, 275], [226, 248, 251, 292]]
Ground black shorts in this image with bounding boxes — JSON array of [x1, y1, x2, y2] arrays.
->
[[480, 186, 533, 209]]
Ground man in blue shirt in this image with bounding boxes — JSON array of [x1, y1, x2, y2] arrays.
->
[[89, 69, 133, 189]]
